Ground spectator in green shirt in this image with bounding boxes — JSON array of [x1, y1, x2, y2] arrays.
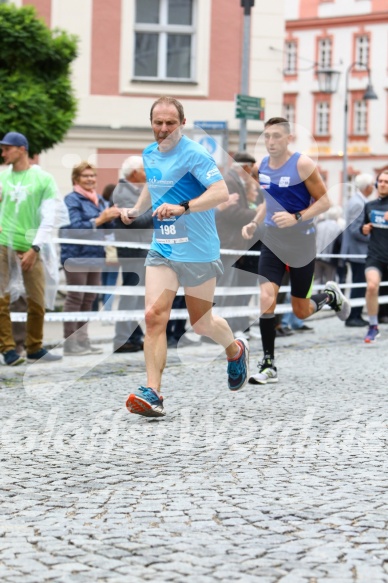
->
[[0, 132, 62, 365]]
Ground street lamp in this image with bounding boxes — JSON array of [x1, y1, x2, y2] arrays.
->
[[342, 63, 378, 203], [316, 68, 341, 94]]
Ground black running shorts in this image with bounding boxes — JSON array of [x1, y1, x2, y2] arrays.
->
[[259, 243, 315, 299], [365, 256, 388, 279]]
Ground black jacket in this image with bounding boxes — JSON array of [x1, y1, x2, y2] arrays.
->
[[215, 168, 257, 252]]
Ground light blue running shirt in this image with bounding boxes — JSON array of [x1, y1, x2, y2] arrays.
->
[[143, 135, 223, 262]]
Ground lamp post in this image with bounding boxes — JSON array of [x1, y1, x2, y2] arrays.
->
[[238, 0, 254, 151], [316, 68, 341, 94], [342, 63, 378, 204]]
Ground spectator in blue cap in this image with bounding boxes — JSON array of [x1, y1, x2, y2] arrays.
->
[[0, 132, 29, 150]]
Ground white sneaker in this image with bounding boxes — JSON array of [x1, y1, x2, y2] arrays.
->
[[249, 358, 278, 385], [324, 281, 351, 321]]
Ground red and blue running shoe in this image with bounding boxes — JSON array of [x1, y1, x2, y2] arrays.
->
[[126, 386, 166, 417], [227, 338, 249, 391]]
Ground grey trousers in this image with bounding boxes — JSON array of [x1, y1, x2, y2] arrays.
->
[[63, 269, 101, 342]]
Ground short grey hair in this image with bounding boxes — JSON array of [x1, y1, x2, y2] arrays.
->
[[121, 156, 144, 179], [355, 173, 374, 192]]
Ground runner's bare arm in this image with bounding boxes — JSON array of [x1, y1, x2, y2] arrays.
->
[[296, 155, 330, 218], [120, 184, 152, 225], [242, 202, 266, 239], [189, 179, 229, 211], [153, 179, 229, 220]]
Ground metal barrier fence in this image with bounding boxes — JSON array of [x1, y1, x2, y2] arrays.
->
[[9, 237, 388, 322]]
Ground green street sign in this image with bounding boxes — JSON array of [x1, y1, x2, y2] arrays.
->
[[235, 94, 265, 120]]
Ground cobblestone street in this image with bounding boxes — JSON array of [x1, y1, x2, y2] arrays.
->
[[0, 315, 387, 582]]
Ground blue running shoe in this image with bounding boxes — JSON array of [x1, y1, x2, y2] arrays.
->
[[126, 386, 166, 417], [227, 338, 249, 391], [3, 349, 25, 366], [364, 325, 380, 344]]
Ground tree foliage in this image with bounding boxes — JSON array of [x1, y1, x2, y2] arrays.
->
[[0, 4, 78, 158]]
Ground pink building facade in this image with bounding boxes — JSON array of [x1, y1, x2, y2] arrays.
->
[[16, 0, 284, 193]]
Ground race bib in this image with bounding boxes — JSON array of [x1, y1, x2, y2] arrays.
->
[[370, 209, 388, 229], [153, 216, 189, 244]]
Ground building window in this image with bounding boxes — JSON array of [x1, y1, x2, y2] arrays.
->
[[317, 38, 332, 69], [355, 35, 369, 68], [284, 41, 297, 75], [353, 99, 367, 135], [134, 0, 195, 81], [316, 102, 330, 136], [283, 103, 295, 125]]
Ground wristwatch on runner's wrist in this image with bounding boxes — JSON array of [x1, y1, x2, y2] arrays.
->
[[31, 245, 41, 253], [294, 212, 303, 222], [179, 201, 191, 214]]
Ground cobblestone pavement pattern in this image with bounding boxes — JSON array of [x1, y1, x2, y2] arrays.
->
[[0, 315, 387, 582]]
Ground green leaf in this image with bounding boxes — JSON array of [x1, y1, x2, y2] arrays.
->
[[0, 4, 78, 158]]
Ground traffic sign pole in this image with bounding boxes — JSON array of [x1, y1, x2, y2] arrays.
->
[[235, 95, 265, 120], [239, 0, 254, 151]]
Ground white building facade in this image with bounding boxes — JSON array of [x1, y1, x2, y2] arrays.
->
[[284, 0, 388, 205]]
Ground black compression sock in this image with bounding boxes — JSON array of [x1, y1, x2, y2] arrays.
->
[[310, 292, 333, 312], [259, 316, 276, 360]]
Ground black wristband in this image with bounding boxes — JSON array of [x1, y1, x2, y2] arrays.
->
[[179, 201, 191, 214]]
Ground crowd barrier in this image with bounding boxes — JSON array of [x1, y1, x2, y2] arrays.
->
[[8, 237, 388, 322], [54, 237, 366, 260]]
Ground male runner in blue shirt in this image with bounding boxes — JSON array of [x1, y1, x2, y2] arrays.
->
[[120, 96, 249, 417], [242, 117, 350, 384]]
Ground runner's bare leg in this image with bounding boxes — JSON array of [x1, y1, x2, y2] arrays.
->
[[144, 265, 178, 391], [184, 277, 240, 359]]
